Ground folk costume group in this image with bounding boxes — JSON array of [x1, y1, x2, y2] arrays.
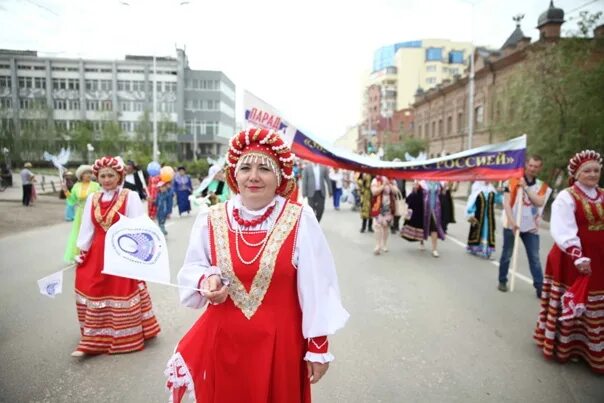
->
[[59, 128, 602, 397], [65, 128, 349, 402]]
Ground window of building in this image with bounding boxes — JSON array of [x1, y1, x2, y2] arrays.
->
[[447, 116, 452, 135], [120, 101, 131, 112], [120, 121, 130, 132], [92, 121, 102, 131], [54, 99, 67, 110], [134, 102, 145, 112], [426, 77, 437, 85], [424, 123, 428, 138], [85, 68, 99, 73], [449, 50, 465, 64], [34, 77, 46, 89], [86, 100, 99, 111], [118, 80, 131, 91], [52, 78, 67, 90], [52, 66, 66, 71], [431, 121, 436, 138], [426, 47, 443, 62], [54, 120, 68, 131], [101, 100, 112, 111], [0, 98, 11, 108], [99, 68, 111, 73], [67, 79, 79, 90], [99, 80, 111, 91], [457, 111, 463, 133], [69, 100, 80, 110], [20, 98, 32, 109], [475, 105, 484, 125], [438, 119, 443, 136], [17, 65, 32, 70], [0, 76, 11, 88], [34, 66, 46, 71], [85, 80, 98, 91], [426, 65, 437, 72], [19, 77, 33, 89], [132, 81, 145, 91]]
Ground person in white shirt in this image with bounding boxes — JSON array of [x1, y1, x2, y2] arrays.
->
[[329, 168, 344, 210], [166, 128, 348, 402]]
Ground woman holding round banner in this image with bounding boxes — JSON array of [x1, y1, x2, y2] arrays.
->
[[534, 150, 603, 373], [165, 128, 349, 403], [71, 156, 160, 357]]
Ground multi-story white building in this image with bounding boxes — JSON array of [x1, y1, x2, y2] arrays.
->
[[0, 48, 235, 160]]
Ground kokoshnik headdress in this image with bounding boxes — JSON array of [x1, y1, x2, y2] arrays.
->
[[567, 150, 602, 184], [226, 128, 295, 197], [92, 156, 125, 181]]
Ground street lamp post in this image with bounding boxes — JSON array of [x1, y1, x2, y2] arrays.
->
[[152, 56, 158, 162], [460, 0, 477, 150], [119, 1, 189, 163]]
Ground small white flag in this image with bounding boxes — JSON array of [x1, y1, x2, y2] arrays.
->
[[103, 214, 171, 284], [37, 270, 64, 298]]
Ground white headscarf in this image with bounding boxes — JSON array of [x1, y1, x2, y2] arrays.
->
[[465, 181, 496, 218]]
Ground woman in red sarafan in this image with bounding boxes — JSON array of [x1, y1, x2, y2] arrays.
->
[[534, 150, 604, 373], [71, 156, 160, 357], [165, 128, 349, 403]]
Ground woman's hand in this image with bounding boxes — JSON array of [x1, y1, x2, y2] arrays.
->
[[576, 261, 592, 276], [306, 361, 329, 384], [202, 274, 228, 304]]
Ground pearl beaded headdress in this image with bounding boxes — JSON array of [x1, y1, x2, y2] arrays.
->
[[567, 150, 602, 178], [226, 128, 296, 197]]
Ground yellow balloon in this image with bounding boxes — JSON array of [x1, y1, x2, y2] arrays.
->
[[159, 166, 175, 183]]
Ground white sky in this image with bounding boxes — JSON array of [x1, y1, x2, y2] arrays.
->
[[0, 0, 602, 142]]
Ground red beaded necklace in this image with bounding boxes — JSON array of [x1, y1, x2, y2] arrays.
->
[[233, 204, 275, 228]]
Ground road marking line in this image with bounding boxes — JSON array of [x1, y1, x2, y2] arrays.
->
[[446, 234, 532, 285]]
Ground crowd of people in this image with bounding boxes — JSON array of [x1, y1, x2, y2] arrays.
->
[[24, 126, 601, 400]]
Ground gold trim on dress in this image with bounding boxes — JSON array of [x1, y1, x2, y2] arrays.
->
[[209, 202, 302, 319], [568, 187, 604, 231], [93, 189, 129, 231]]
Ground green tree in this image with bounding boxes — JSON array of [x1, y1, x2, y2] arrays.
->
[[98, 121, 125, 156], [384, 137, 427, 161], [499, 12, 604, 187], [134, 110, 152, 155], [70, 121, 94, 159]]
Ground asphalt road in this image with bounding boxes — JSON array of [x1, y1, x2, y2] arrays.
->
[[0, 200, 602, 402]]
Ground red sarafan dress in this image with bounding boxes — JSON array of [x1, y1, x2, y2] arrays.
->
[[75, 188, 160, 354], [169, 203, 308, 403], [534, 184, 604, 373]]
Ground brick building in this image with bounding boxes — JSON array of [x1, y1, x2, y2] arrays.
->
[[412, 1, 576, 157]]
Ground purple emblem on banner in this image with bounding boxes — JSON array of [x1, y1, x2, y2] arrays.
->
[[117, 232, 156, 262]]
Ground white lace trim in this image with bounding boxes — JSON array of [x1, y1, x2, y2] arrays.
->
[[165, 352, 196, 403], [559, 290, 586, 322], [304, 351, 335, 363]]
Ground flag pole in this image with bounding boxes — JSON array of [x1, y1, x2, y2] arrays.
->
[[509, 188, 523, 292]]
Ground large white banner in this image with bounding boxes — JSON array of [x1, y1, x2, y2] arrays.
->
[[103, 214, 171, 284], [243, 90, 298, 145]]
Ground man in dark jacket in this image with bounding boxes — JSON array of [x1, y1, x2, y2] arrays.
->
[[123, 160, 148, 200]]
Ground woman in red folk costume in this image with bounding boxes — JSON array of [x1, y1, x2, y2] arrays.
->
[[72, 156, 160, 357], [534, 150, 604, 373], [165, 128, 349, 403]]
